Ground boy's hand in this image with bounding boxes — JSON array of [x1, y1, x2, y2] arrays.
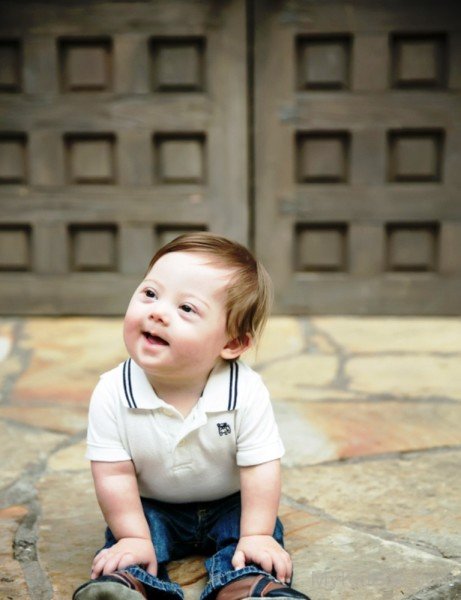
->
[[232, 535, 292, 584], [91, 537, 157, 579]]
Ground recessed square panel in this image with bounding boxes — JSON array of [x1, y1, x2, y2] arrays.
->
[[295, 224, 348, 272], [154, 134, 206, 183], [386, 223, 439, 272], [391, 34, 447, 88], [59, 38, 112, 91], [0, 134, 27, 183], [0, 225, 31, 271], [70, 225, 117, 271], [388, 130, 444, 182], [66, 134, 116, 184], [156, 224, 207, 247], [297, 132, 350, 183], [151, 37, 205, 91], [296, 36, 351, 90], [0, 40, 22, 92]]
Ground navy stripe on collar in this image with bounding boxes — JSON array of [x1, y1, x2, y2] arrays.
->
[[227, 361, 239, 411], [123, 359, 137, 408]]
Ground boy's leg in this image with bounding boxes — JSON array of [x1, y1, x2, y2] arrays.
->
[[73, 498, 185, 600], [200, 495, 310, 600]]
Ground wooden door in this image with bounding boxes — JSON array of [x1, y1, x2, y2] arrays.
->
[[0, 0, 248, 313], [254, 0, 461, 314], [2, 1, 461, 315]]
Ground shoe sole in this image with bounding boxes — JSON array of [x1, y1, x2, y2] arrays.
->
[[74, 581, 144, 600]]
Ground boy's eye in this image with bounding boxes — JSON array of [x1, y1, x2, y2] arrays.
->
[[180, 304, 195, 314], [144, 289, 156, 299]]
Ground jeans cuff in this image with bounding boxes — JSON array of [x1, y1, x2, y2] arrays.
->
[[125, 566, 184, 600], [200, 567, 273, 600]]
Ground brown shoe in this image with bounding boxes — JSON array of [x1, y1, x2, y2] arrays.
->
[[73, 571, 148, 599], [216, 575, 311, 600]]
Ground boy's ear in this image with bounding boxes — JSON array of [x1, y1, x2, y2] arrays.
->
[[220, 334, 252, 360]]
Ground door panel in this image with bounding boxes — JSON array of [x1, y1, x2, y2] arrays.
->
[[0, 0, 248, 313], [254, 0, 461, 314]]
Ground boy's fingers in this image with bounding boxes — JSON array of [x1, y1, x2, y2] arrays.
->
[[286, 556, 293, 583], [91, 551, 105, 569], [273, 553, 290, 583], [116, 552, 136, 572], [259, 552, 274, 575], [231, 549, 246, 570], [103, 553, 123, 575], [272, 555, 284, 582], [91, 554, 107, 579], [145, 561, 158, 576]]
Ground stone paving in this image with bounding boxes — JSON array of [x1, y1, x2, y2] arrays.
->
[[0, 317, 460, 600]]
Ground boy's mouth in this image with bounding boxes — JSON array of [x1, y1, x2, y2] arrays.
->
[[143, 332, 169, 346]]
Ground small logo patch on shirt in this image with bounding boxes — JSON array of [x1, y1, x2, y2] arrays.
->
[[217, 422, 232, 436]]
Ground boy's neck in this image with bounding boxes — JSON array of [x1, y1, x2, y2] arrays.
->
[[146, 371, 211, 417]]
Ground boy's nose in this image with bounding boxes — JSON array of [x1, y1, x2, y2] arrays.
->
[[149, 302, 169, 325]]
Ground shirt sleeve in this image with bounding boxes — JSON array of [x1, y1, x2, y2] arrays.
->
[[86, 376, 132, 462], [235, 373, 285, 467]]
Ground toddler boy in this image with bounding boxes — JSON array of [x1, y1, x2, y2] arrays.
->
[[73, 233, 310, 600]]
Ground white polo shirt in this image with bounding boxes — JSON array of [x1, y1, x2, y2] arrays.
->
[[86, 358, 284, 503]]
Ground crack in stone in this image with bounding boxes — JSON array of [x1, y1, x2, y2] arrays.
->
[[405, 574, 461, 599], [303, 320, 350, 390], [254, 348, 316, 371], [286, 444, 461, 469], [350, 350, 461, 358], [280, 393, 460, 404], [0, 454, 54, 599], [49, 429, 87, 455], [14, 499, 54, 599]]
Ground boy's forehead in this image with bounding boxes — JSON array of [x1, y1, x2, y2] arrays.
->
[[145, 251, 233, 291], [149, 251, 232, 277]]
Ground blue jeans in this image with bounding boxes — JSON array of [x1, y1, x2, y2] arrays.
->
[[101, 492, 285, 600]]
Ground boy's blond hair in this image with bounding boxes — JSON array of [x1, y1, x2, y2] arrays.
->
[[146, 232, 272, 344]]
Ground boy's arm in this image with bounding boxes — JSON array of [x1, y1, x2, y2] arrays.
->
[[232, 459, 292, 583], [90, 460, 157, 579]]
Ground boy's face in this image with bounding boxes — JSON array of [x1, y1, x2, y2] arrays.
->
[[124, 251, 236, 387]]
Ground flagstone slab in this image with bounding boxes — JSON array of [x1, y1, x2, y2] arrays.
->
[[0, 404, 88, 435], [0, 420, 65, 490], [280, 504, 460, 600], [48, 439, 88, 472], [246, 317, 306, 366], [0, 505, 30, 599], [261, 355, 338, 400], [346, 355, 461, 400], [282, 450, 461, 560], [37, 470, 102, 598], [313, 317, 461, 353], [275, 402, 337, 466], [12, 318, 126, 405], [276, 400, 461, 465]]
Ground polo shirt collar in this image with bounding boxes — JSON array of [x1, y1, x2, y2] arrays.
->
[[120, 358, 164, 409], [200, 359, 240, 413], [120, 358, 240, 412]]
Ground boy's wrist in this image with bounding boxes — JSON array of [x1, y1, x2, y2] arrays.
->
[[240, 532, 273, 538], [117, 535, 152, 542]]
